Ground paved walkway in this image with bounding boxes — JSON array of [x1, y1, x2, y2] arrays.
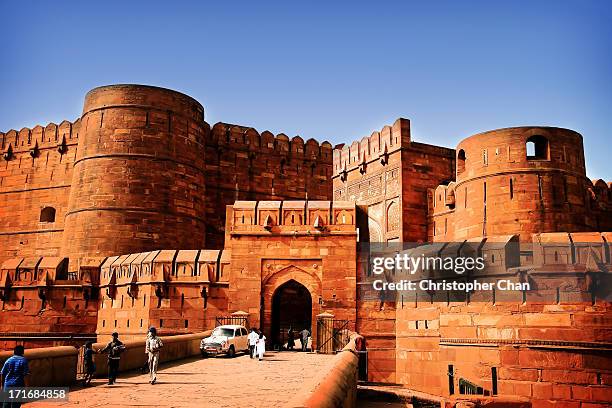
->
[[28, 351, 335, 408]]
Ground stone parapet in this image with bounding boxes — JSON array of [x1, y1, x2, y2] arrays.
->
[[287, 332, 362, 408]]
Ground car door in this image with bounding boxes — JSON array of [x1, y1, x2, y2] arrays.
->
[[241, 328, 249, 350], [234, 329, 243, 350]]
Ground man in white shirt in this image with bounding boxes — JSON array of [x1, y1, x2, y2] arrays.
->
[[145, 327, 163, 384], [247, 328, 259, 359]]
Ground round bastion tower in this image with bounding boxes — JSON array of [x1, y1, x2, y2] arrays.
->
[[451, 126, 593, 240], [62, 85, 207, 262]]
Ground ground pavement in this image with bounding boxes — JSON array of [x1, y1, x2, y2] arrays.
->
[[27, 351, 335, 408]]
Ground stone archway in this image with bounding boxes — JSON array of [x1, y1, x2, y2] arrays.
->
[[262, 265, 322, 350], [271, 280, 312, 348]]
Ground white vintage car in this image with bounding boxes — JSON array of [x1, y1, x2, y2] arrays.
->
[[200, 325, 250, 357]]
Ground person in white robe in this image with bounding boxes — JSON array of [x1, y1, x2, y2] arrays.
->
[[256, 332, 266, 361]]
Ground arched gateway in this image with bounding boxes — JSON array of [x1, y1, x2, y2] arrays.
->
[[271, 280, 312, 348], [262, 266, 322, 350]]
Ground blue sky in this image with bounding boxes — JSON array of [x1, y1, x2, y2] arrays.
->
[[1, 0, 610, 179]]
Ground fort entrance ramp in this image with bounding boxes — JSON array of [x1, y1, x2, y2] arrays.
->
[[27, 351, 336, 408]]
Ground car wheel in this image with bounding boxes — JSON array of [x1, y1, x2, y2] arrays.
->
[[200, 350, 208, 358], [227, 345, 236, 358]]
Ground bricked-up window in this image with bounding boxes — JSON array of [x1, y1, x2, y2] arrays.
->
[[457, 150, 466, 175], [526, 135, 549, 160], [40, 207, 56, 222]]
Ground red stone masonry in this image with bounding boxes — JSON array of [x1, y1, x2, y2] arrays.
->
[[431, 126, 612, 241], [0, 120, 80, 262], [62, 85, 208, 267], [203, 123, 333, 249]]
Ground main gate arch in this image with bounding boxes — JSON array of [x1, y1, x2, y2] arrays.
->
[[262, 265, 322, 350]]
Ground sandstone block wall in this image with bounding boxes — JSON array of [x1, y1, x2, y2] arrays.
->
[[0, 120, 80, 262], [0, 256, 98, 349], [96, 249, 229, 339], [203, 123, 333, 249], [224, 200, 358, 348], [394, 232, 612, 406], [62, 85, 207, 265], [332, 118, 454, 383], [431, 126, 612, 241]]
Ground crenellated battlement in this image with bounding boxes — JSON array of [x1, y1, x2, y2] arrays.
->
[[332, 118, 410, 176], [1, 119, 80, 159], [227, 200, 356, 235], [208, 122, 333, 161]]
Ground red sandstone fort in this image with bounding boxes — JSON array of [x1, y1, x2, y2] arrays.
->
[[0, 84, 611, 406]]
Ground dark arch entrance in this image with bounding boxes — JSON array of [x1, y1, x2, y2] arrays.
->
[[271, 279, 312, 349]]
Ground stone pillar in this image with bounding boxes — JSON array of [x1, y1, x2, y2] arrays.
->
[[316, 312, 335, 354]]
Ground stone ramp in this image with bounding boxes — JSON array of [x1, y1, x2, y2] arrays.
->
[[27, 351, 335, 408]]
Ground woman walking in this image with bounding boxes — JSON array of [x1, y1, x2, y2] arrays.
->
[[256, 332, 266, 361]]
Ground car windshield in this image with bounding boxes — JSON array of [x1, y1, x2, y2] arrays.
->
[[212, 328, 234, 337]]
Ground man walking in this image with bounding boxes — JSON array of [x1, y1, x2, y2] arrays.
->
[[247, 328, 258, 359], [1, 345, 29, 408], [145, 327, 163, 384], [299, 328, 310, 352], [100, 332, 125, 385]]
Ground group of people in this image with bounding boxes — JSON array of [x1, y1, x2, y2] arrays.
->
[[82, 327, 163, 386], [1, 325, 311, 401], [247, 328, 266, 360], [286, 327, 311, 351]]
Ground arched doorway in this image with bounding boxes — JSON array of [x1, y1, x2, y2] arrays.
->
[[271, 279, 312, 349]]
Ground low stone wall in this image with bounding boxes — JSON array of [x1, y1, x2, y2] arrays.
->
[[92, 331, 211, 376], [0, 346, 78, 386], [287, 333, 361, 408], [0, 332, 212, 386]]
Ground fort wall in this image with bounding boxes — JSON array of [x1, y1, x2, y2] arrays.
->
[[0, 256, 99, 350], [0, 120, 80, 262], [394, 232, 612, 406], [223, 200, 357, 348], [332, 119, 455, 383], [431, 127, 612, 241], [96, 249, 228, 339], [203, 123, 333, 249], [62, 85, 208, 265]]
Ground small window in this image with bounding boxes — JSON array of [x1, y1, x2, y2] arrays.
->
[[526, 135, 549, 160], [457, 150, 466, 175], [40, 207, 56, 222]]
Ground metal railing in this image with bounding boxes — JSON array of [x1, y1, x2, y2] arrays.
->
[[215, 315, 248, 328], [316, 319, 350, 353], [458, 378, 484, 395]]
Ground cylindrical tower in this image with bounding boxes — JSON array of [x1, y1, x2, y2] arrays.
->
[[62, 84, 206, 261], [452, 126, 592, 240]]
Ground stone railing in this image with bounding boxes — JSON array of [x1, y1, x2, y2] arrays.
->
[[92, 331, 211, 376], [0, 346, 78, 386], [286, 332, 362, 408], [0, 331, 211, 386]]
